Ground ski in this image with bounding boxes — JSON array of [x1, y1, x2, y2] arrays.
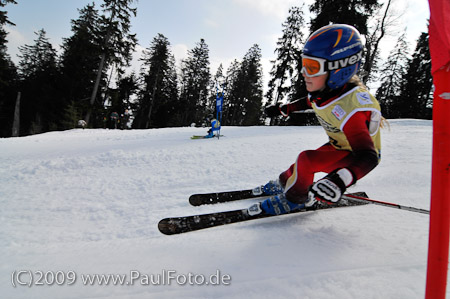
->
[[189, 186, 273, 206], [159, 192, 368, 235], [191, 135, 224, 140]]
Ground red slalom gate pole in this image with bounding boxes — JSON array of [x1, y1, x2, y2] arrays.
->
[[425, 66, 450, 299], [426, 0, 450, 297]]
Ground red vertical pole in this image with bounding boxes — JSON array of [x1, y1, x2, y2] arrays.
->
[[426, 0, 450, 297], [426, 1, 450, 297], [426, 67, 450, 298]]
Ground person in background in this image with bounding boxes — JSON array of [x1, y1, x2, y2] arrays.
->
[[110, 112, 119, 129], [120, 109, 130, 130]]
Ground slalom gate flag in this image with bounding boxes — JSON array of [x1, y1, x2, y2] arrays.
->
[[216, 93, 223, 113]]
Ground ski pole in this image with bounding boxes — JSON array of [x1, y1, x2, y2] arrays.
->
[[342, 193, 430, 215]]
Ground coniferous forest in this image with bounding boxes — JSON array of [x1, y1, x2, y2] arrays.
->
[[0, 0, 433, 137]]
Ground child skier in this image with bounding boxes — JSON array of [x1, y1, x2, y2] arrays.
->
[[206, 114, 221, 138], [261, 24, 382, 215]]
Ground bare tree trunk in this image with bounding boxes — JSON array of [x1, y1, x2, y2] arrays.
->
[[85, 7, 115, 126], [85, 52, 107, 125], [12, 91, 21, 137], [145, 70, 160, 129], [362, 0, 392, 85]]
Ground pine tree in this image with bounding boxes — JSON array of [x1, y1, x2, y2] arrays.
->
[[241, 44, 264, 125], [134, 33, 179, 128], [0, 0, 16, 56], [17, 29, 60, 134], [309, 0, 384, 87], [116, 73, 138, 112], [179, 38, 211, 125], [375, 31, 409, 118], [59, 3, 103, 129], [85, 0, 137, 126], [227, 45, 264, 126], [266, 6, 307, 106], [397, 32, 433, 119], [223, 59, 241, 125], [309, 0, 381, 35], [62, 100, 82, 129], [0, 0, 18, 137], [18, 30, 57, 77]]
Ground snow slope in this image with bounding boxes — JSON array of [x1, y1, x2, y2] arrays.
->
[[0, 120, 437, 298]]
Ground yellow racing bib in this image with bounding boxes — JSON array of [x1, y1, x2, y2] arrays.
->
[[311, 86, 381, 157]]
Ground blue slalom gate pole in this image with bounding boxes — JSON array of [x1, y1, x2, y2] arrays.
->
[[216, 84, 224, 139]]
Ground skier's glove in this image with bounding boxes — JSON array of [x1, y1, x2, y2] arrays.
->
[[308, 168, 354, 205], [265, 103, 288, 117]]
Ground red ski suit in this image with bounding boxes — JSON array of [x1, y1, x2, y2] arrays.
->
[[279, 83, 381, 202]]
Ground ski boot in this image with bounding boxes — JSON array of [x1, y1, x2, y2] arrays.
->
[[259, 194, 305, 215], [252, 179, 284, 196]]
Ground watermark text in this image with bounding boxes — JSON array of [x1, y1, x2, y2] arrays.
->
[[11, 269, 231, 287]]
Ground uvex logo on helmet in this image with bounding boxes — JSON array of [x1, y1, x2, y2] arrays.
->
[[327, 51, 362, 71]]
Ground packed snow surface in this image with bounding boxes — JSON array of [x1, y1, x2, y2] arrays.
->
[[0, 120, 439, 298]]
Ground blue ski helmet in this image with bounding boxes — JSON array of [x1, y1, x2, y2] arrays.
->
[[302, 24, 363, 90]]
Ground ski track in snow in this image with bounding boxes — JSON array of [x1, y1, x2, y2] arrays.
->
[[0, 120, 437, 298]]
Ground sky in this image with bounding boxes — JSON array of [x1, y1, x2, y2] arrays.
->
[[4, 0, 430, 92]]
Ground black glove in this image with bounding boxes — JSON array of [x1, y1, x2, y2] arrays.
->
[[265, 103, 287, 117], [308, 169, 354, 205]]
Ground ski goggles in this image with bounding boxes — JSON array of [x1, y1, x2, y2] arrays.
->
[[301, 55, 328, 77]]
